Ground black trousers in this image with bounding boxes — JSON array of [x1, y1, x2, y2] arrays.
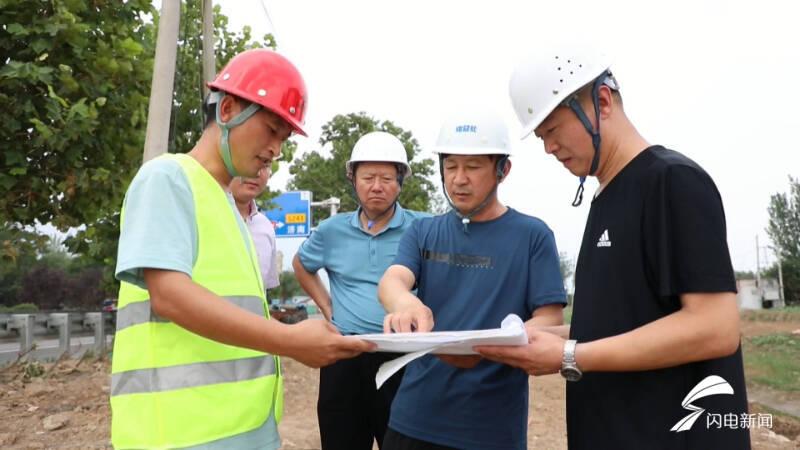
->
[[318, 351, 404, 450], [383, 428, 458, 450]]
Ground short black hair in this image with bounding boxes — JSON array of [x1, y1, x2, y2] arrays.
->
[[202, 93, 217, 128], [202, 92, 250, 128], [352, 161, 403, 177], [439, 153, 509, 179], [574, 77, 624, 107], [351, 162, 405, 186], [441, 154, 497, 162]]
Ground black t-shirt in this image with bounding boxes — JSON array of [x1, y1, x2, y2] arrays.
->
[[568, 146, 750, 450]]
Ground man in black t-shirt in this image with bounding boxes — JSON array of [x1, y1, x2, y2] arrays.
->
[[476, 44, 750, 449]]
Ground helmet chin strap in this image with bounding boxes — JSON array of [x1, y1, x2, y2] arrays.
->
[[214, 94, 262, 178], [571, 177, 587, 207], [564, 74, 606, 207], [447, 186, 498, 233], [439, 155, 508, 233]]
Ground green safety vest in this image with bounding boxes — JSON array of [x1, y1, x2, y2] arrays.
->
[[110, 153, 282, 449]]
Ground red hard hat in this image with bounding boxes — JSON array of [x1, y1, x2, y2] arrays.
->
[[208, 49, 308, 136]]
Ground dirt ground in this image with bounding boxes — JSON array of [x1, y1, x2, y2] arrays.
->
[[278, 357, 800, 450], [0, 319, 797, 449], [278, 358, 569, 450]]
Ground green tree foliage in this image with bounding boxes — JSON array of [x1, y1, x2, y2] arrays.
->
[[766, 176, 800, 305], [267, 271, 304, 302], [0, 233, 104, 309], [762, 260, 800, 306], [0, 1, 155, 262], [1, 1, 289, 295], [0, 224, 41, 305], [67, 2, 288, 292], [288, 113, 437, 225]]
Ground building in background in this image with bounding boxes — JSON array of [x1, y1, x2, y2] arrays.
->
[[736, 278, 784, 309]]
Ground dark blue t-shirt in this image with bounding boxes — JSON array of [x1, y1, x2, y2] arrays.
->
[[390, 208, 566, 450]]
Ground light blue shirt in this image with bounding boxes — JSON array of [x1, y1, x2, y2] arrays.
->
[[116, 156, 254, 289], [297, 204, 430, 334], [115, 156, 280, 450]]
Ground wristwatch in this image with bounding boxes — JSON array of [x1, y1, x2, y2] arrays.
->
[[560, 339, 583, 382]]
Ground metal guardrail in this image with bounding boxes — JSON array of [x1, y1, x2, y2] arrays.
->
[[0, 312, 115, 361]]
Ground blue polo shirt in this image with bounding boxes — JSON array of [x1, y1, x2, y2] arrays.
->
[[297, 204, 429, 334]]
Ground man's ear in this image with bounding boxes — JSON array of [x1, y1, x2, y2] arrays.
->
[[217, 95, 240, 123], [596, 85, 615, 120], [499, 158, 512, 182]]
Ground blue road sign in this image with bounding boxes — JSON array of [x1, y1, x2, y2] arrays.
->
[[264, 191, 312, 237]]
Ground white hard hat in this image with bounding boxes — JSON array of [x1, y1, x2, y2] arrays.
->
[[346, 131, 412, 178], [509, 44, 614, 140], [433, 110, 512, 156]]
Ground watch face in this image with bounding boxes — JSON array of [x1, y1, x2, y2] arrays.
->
[[560, 367, 582, 382]]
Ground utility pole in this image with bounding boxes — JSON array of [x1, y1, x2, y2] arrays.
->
[[755, 235, 761, 288], [201, 0, 216, 97], [776, 247, 785, 307], [142, 0, 181, 163]]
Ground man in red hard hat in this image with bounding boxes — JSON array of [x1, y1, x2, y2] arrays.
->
[[111, 49, 373, 450]]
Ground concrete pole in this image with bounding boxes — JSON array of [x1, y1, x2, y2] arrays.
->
[[49, 313, 71, 356], [85, 313, 106, 353], [201, 0, 216, 97], [755, 235, 761, 288], [142, 0, 181, 163], [12, 314, 35, 355], [777, 249, 785, 306]]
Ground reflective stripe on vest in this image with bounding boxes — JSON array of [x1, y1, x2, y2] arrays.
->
[[111, 354, 276, 396], [111, 154, 282, 449], [115, 295, 264, 332]]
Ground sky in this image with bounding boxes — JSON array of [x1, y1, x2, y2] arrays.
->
[[205, 0, 800, 275]]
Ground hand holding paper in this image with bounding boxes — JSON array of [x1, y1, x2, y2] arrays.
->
[[382, 299, 434, 333], [362, 314, 528, 354], [349, 314, 529, 388]]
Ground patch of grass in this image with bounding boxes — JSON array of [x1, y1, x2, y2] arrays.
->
[[563, 305, 572, 324], [22, 360, 45, 381], [741, 306, 800, 322], [743, 333, 800, 392], [749, 402, 800, 440], [0, 303, 39, 314]]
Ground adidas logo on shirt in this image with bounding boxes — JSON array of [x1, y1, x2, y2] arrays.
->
[[597, 229, 612, 248]]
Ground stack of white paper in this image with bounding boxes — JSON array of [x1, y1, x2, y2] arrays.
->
[[347, 314, 528, 388], [354, 313, 528, 355]]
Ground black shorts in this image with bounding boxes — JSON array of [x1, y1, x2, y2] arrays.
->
[[382, 428, 458, 450]]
